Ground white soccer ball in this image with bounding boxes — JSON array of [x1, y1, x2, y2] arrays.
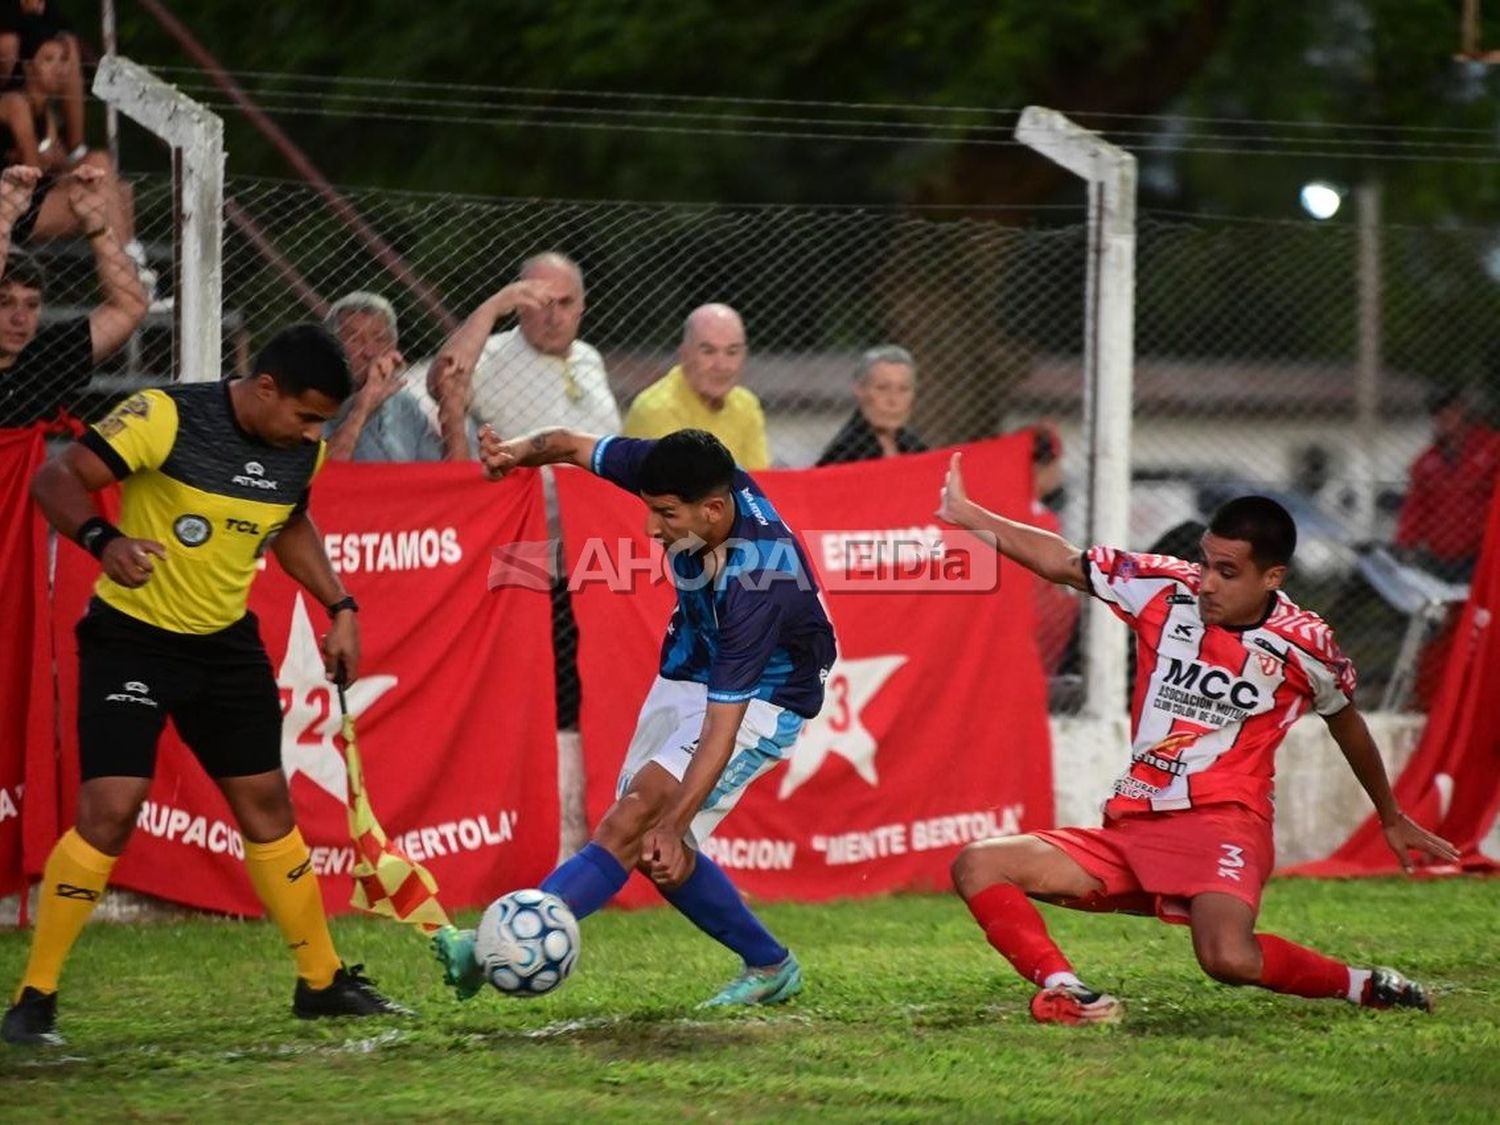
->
[[475, 888, 580, 998]]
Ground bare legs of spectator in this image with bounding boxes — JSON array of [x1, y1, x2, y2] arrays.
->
[[29, 151, 135, 244]]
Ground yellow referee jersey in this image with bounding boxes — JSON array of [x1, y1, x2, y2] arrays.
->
[[80, 383, 326, 635]]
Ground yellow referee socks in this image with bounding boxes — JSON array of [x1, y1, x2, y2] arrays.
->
[[244, 827, 341, 989], [18, 828, 116, 998]]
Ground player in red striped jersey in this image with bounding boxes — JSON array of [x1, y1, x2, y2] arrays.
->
[[937, 453, 1459, 1025]]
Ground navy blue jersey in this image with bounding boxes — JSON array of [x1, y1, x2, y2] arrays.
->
[[591, 436, 836, 718]]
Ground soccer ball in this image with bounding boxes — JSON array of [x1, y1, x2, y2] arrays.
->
[[475, 888, 580, 997]]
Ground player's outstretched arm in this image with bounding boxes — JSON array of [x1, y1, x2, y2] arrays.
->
[[32, 444, 165, 588], [478, 425, 599, 481], [1323, 704, 1460, 871], [936, 451, 1087, 590]]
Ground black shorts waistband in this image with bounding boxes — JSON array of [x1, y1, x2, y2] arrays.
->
[[82, 598, 261, 652]]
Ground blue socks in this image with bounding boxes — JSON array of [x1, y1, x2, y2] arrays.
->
[[540, 842, 628, 920], [538, 842, 788, 971], [663, 852, 788, 968]]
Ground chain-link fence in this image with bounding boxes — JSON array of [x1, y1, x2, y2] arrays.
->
[[10, 171, 1497, 716]]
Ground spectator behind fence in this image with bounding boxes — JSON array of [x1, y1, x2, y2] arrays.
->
[[1393, 386, 1500, 583], [0, 2, 83, 157], [1026, 423, 1079, 676], [623, 303, 769, 469], [0, 164, 146, 427], [323, 292, 469, 462], [816, 345, 927, 465], [428, 252, 619, 750], [0, 29, 137, 265], [429, 251, 620, 441]]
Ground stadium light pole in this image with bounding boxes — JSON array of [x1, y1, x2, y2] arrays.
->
[[1015, 107, 1136, 721]]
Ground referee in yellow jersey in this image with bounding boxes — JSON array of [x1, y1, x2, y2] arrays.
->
[[4, 324, 408, 1048]]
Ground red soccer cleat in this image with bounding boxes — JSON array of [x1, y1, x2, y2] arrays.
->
[[1029, 982, 1125, 1025]]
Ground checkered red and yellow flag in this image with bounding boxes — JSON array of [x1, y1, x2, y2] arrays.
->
[[339, 703, 451, 934]]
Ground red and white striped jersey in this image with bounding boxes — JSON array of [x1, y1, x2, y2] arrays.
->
[[1085, 546, 1357, 821]]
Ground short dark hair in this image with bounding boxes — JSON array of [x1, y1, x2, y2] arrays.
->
[[1208, 495, 1297, 569], [637, 429, 735, 502], [253, 323, 352, 402], [1426, 385, 1464, 416], [0, 251, 46, 298]]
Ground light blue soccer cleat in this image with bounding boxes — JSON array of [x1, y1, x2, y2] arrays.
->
[[700, 953, 803, 1008], [431, 924, 486, 1001]]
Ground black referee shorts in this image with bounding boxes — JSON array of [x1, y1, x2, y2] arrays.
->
[[76, 600, 284, 781]]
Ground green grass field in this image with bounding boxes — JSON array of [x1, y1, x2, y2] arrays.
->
[[2, 878, 1497, 1122]]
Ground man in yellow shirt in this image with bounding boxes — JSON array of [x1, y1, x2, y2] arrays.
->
[[3, 324, 408, 1048], [623, 303, 770, 469]]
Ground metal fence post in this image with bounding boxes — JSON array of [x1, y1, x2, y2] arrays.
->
[[93, 55, 224, 383], [1015, 107, 1136, 719]]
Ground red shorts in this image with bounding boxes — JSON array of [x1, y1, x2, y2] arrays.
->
[[1034, 803, 1275, 924]]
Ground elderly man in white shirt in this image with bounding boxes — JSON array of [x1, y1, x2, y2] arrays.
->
[[428, 252, 619, 859], [427, 251, 620, 440]]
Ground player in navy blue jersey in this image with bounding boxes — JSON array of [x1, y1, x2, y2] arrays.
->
[[435, 425, 836, 1006]]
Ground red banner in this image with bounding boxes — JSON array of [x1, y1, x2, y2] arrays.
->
[[1291, 490, 1500, 877], [0, 429, 47, 898], [45, 463, 559, 915], [557, 437, 1054, 905]]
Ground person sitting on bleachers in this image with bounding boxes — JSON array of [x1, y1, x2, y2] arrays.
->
[[0, 163, 146, 427], [322, 291, 470, 462], [816, 345, 927, 465], [0, 29, 139, 271], [0, 1, 85, 158]]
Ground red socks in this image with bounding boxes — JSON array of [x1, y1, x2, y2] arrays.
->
[[966, 885, 1357, 1003], [1255, 933, 1351, 1000], [964, 883, 1073, 986]]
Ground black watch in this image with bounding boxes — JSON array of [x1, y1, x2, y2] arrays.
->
[[326, 595, 359, 619]]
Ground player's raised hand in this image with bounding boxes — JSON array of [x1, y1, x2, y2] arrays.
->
[[478, 424, 517, 481], [100, 537, 166, 588], [1381, 811, 1461, 872], [936, 451, 971, 526]]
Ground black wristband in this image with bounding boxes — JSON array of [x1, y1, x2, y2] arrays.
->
[[326, 594, 359, 619], [76, 516, 124, 560]]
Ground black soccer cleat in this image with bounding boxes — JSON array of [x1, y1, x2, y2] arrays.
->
[[2, 986, 64, 1047], [1362, 966, 1433, 1013], [292, 964, 413, 1020]]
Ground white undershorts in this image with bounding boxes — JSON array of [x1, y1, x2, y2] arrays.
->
[[616, 676, 805, 848]]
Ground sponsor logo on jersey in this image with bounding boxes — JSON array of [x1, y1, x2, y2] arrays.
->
[[233, 461, 279, 489], [1160, 657, 1262, 709], [225, 517, 262, 535], [737, 487, 770, 527], [1254, 638, 1289, 663], [1167, 593, 1197, 605], [173, 513, 212, 547], [1170, 621, 1197, 640], [95, 393, 151, 437]]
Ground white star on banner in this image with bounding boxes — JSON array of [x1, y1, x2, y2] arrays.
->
[[277, 594, 398, 801], [778, 655, 906, 799]]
